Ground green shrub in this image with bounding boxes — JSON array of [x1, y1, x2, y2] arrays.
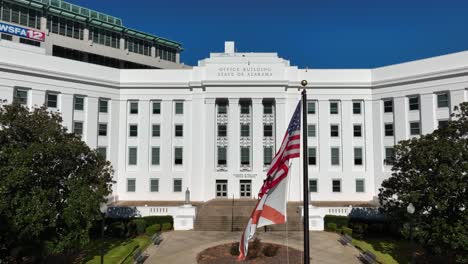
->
[[349, 222, 367, 239], [326, 223, 337, 232], [162, 223, 172, 231], [143, 216, 173, 226], [324, 215, 349, 229], [145, 224, 161, 235], [108, 221, 125, 238], [342, 226, 353, 236], [132, 219, 147, 235], [262, 244, 279, 257], [230, 242, 240, 256]]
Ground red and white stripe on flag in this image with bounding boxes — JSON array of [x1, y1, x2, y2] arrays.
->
[[238, 101, 301, 260]]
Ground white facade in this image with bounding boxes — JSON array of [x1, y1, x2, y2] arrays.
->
[[0, 41, 467, 204]]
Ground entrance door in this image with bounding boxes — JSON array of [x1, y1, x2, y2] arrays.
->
[[240, 180, 251, 198], [216, 180, 228, 198]]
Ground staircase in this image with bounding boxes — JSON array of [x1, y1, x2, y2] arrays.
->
[[194, 199, 303, 231]]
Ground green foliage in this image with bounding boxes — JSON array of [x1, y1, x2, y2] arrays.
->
[[324, 215, 349, 229], [326, 223, 337, 232], [145, 224, 161, 235], [349, 222, 368, 239], [230, 242, 240, 256], [143, 215, 173, 226], [108, 222, 126, 238], [0, 104, 113, 262], [132, 219, 147, 235], [342, 227, 353, 236], [161, 222, 173, 231], [379, 102, 468, 263]]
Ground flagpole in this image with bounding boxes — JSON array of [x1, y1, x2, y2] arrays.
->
[[301, 80, 310, 264]]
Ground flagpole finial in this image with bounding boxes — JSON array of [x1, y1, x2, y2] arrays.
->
[[301, 80, 308, 87]]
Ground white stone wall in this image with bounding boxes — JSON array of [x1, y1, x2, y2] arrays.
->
[[0, 44, 467, 203]]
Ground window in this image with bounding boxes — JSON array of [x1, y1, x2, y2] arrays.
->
[[128, 147, 137, 165], [0, 3, 42, 29], [330, 101, 339, 114], [20, 38, 40, 46], [218, 124, 227, 137], [99, 99, 108, 113], [409, 96, 419, 111], [127, 179, 136, 192], [73, 121, 83, 135], [150, 179, 159, 192], [240, 104, 250, 114], [152, 124, 160, 137], [129, 102, 138, 114], [308, 147, 316, 165], [353, 124, 362, 137], [332, 180, 341, 192], [384, 99, 393, 113], [151, 147, 160, 165], [437, 93, 449, 108], [385, 123, 394, 136], [13, 88, 28, 105], [175, 102, 184, 114], [1, 34, 13, 41], [241, 147, 250, 165], [91, 27, 120, 49], [309, 179, 318, 192], [354, 147, 363, 165], [241, 124, 250, 137], [331, 147, 340, 165], [264, 125, 273, 137], [173, 179, 182, 192], [175, 125, 183, 137], [218, 147, 227, 165], [97, 147, 106, 160], [263, 147, 273, 165], [353, 102, 362, 114], [330, 125, 339, 137], [438, 120, 449, 129], [307, 101, 316, 114], [308, 124, 316, 137], [47, 15, 84, 39], [218, 104, 227, 114], [152, 102, 161, 114], [410, 122, 420, 135], [74, 96, 84, 111], [125, 36, 151, 55], [129, 125, 138, 137], [264, 103, 273, 114], [356, 179, 365, 193], [98, 123, 107, 136], [46, 93, 58, 108], [384, 147, 395, 165], [174, 147, 183, 165]]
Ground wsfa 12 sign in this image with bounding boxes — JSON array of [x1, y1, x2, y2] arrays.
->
[[0, 22, 45, 42]]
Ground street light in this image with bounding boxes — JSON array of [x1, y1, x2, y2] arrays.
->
[[406, 203, 415, 264], [99, 203, 108, 264]]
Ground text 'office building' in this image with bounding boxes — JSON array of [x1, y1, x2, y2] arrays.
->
[[0, 37, 467, 205]]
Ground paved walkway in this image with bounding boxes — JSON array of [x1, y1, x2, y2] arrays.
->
[[144, 231, 361, 264]]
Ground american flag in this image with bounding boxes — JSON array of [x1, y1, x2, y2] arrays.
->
[[238, 101, 302, 260], [259, 101, 301, 198]]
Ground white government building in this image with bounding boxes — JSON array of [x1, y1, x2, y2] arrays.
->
[[1, 39, 468, 208]]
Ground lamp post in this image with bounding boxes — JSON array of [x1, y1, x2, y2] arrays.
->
[[99, 203, 108, 264], [406, 203, 415, 264]]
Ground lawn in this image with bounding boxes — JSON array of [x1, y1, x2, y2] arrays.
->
[[352, 237, 420, 264], [77, 235, 151, 264]]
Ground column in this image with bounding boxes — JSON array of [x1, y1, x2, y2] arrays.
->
[[450, 89, 466, 114], [86, 97, 98, 149], [275, 98, 286, 144], [420, 93, 435, 134], [176, 52, 180, 63], [83, 28, 90, 42], [190, 90, 205, 201], [252, 98, 263, 172], [228, 98, 239, 198], [394, 97, 408, 143], [151, 46, 156, 57], [341, 100, 352, 171], [139, 100, 150, 172], [30, 89, 45, 108], [205, 98, 216, 199], [60, 93, 74, 131], [40, 17, 47, 32], [120, 38, 126, 52], [109, 99, 121, 198]]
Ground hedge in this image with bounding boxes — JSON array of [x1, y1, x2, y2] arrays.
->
[[324, 215, 349, 229], [145, 224, 161, 235], [324, 214, 399, 239], [103, 215, 173, 238]]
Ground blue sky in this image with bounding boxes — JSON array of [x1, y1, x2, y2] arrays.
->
[[71, 0, 468, 69]]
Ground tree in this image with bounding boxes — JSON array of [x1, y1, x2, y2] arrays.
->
[[379, 102, 468, 263], [0, 104, 113, 262]]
